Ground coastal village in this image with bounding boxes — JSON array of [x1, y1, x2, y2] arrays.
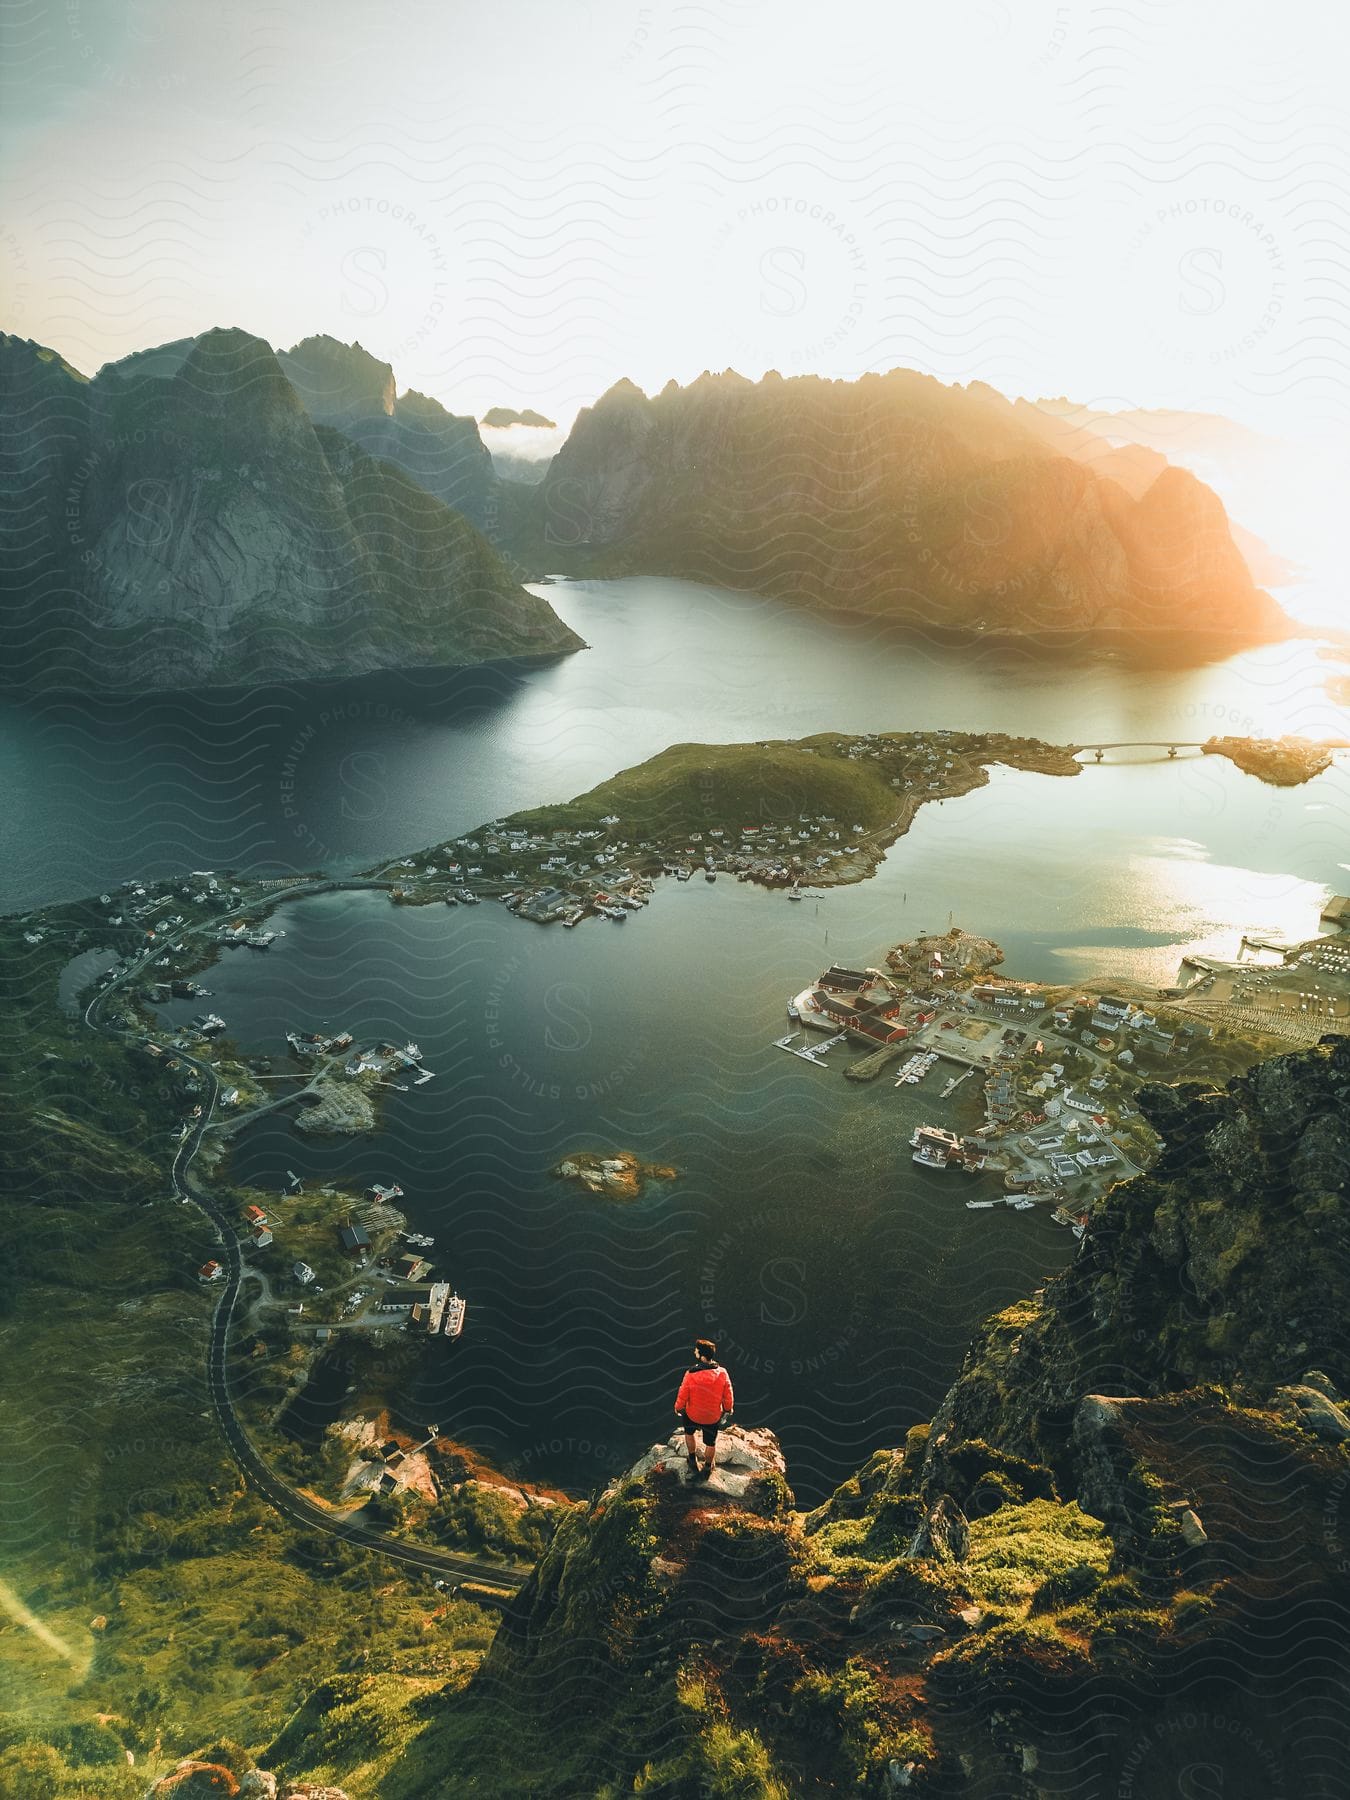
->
[[376, 730, 1083, 921], [375, 729, 1346, 929], [777, 901, 1350, 1229]]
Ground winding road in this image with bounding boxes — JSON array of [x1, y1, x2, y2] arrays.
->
[[84, 880, 529, 1596]]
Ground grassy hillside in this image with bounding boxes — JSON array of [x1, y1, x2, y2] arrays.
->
[[0, 920, 497, 1797]]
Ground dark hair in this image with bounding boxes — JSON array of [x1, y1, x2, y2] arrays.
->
[[694, 1339, 717, 1363]]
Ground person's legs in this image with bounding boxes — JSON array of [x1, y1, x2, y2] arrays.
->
[[697, 1423, 718, 1477], [678, 1412, 698, 1468]]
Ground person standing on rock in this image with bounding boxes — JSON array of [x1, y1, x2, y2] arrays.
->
[[675, 1339, 734, 1481]]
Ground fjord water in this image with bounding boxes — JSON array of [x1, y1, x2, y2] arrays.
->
[[114, 580, 1348, 1499], [1, 575, 1346, 910], [20, 576, 1349, 1496]]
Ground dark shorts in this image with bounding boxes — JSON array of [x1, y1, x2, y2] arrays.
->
[[677, 1410, 719, 1445]]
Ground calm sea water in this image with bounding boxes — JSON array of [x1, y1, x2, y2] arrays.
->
[[151, 771, 1347, 1498], [2, 575, 1346, 911], [21, 577, 1350, 1499]]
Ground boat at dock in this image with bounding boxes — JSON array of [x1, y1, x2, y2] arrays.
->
[[706, 870, 717, 882], [677, 868, 692, 881], [894, 1050, 939, 1086], [443, 1292, 466, 1338], [913, 1144, 950, 1167]]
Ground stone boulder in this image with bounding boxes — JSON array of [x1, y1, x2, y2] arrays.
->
[[1273, 1384, 1350, 1443], [906, 1495, 970, 1563], [615, 1426, 791, 1508]]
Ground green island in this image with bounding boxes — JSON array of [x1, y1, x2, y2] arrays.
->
[[1, 732, 1348, 1799], [377, 730, 1341, 928]]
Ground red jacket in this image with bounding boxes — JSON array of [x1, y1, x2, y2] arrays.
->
[[676, 1362, 734, 1425]]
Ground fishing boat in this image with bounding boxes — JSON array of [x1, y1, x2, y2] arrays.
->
[[1007, 1197, 1036, 1211], [443, 1293, 467, 1338], [787, 999, 801, 1021], [912, 1144, 950, 1168], [705, 870, 717, 882]]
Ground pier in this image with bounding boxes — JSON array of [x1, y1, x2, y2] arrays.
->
[[776, 1030, 848, 1065]]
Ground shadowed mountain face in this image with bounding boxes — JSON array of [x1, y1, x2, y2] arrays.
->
[[0, 327, 582, 693], [278, 334, 500, 531], [523, 368, 1287, 644]]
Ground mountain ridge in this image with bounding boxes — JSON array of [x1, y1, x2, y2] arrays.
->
[[518, 367, 1287, 645], [0, 326, 582, 693]]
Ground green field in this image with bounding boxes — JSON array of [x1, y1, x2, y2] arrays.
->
[[506, 734, 935, 842]]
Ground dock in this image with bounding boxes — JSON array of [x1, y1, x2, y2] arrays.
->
[[777, 1030, 848, 1065]]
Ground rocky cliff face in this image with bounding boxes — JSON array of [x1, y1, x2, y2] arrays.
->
[[278, 336, 498, 531], [0, 328, 581, 693], [523, 368, 1285, 643]]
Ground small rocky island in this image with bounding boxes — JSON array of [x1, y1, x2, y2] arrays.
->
[[1202, 733, 1346, 785], [552, 1150, 678, 1200]]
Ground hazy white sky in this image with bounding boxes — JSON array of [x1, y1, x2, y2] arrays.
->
[[4, 0, 1350, 440]]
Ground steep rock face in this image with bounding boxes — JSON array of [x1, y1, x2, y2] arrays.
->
[[524, 368, 1284, 641], [278, 335, 498, 530], [0, 327, 582, 692], [922, 1035, 1350, 1494], [0, 333, 92, 597]]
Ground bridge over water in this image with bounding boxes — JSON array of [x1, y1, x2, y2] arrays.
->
[[1073, 741, 1207, 761]]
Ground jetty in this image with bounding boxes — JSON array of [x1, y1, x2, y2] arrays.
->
[[845, 1043, 908, 1082]]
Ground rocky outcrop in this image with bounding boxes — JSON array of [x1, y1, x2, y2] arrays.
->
[[0, 327, 582, 693], [520, 367, 1286, 643], [551, 1149, 678, 1201], [149, 1764, 347, 1800]]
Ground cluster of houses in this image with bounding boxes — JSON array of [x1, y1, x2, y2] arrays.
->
[[1049, 993, 1203, 1059]]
